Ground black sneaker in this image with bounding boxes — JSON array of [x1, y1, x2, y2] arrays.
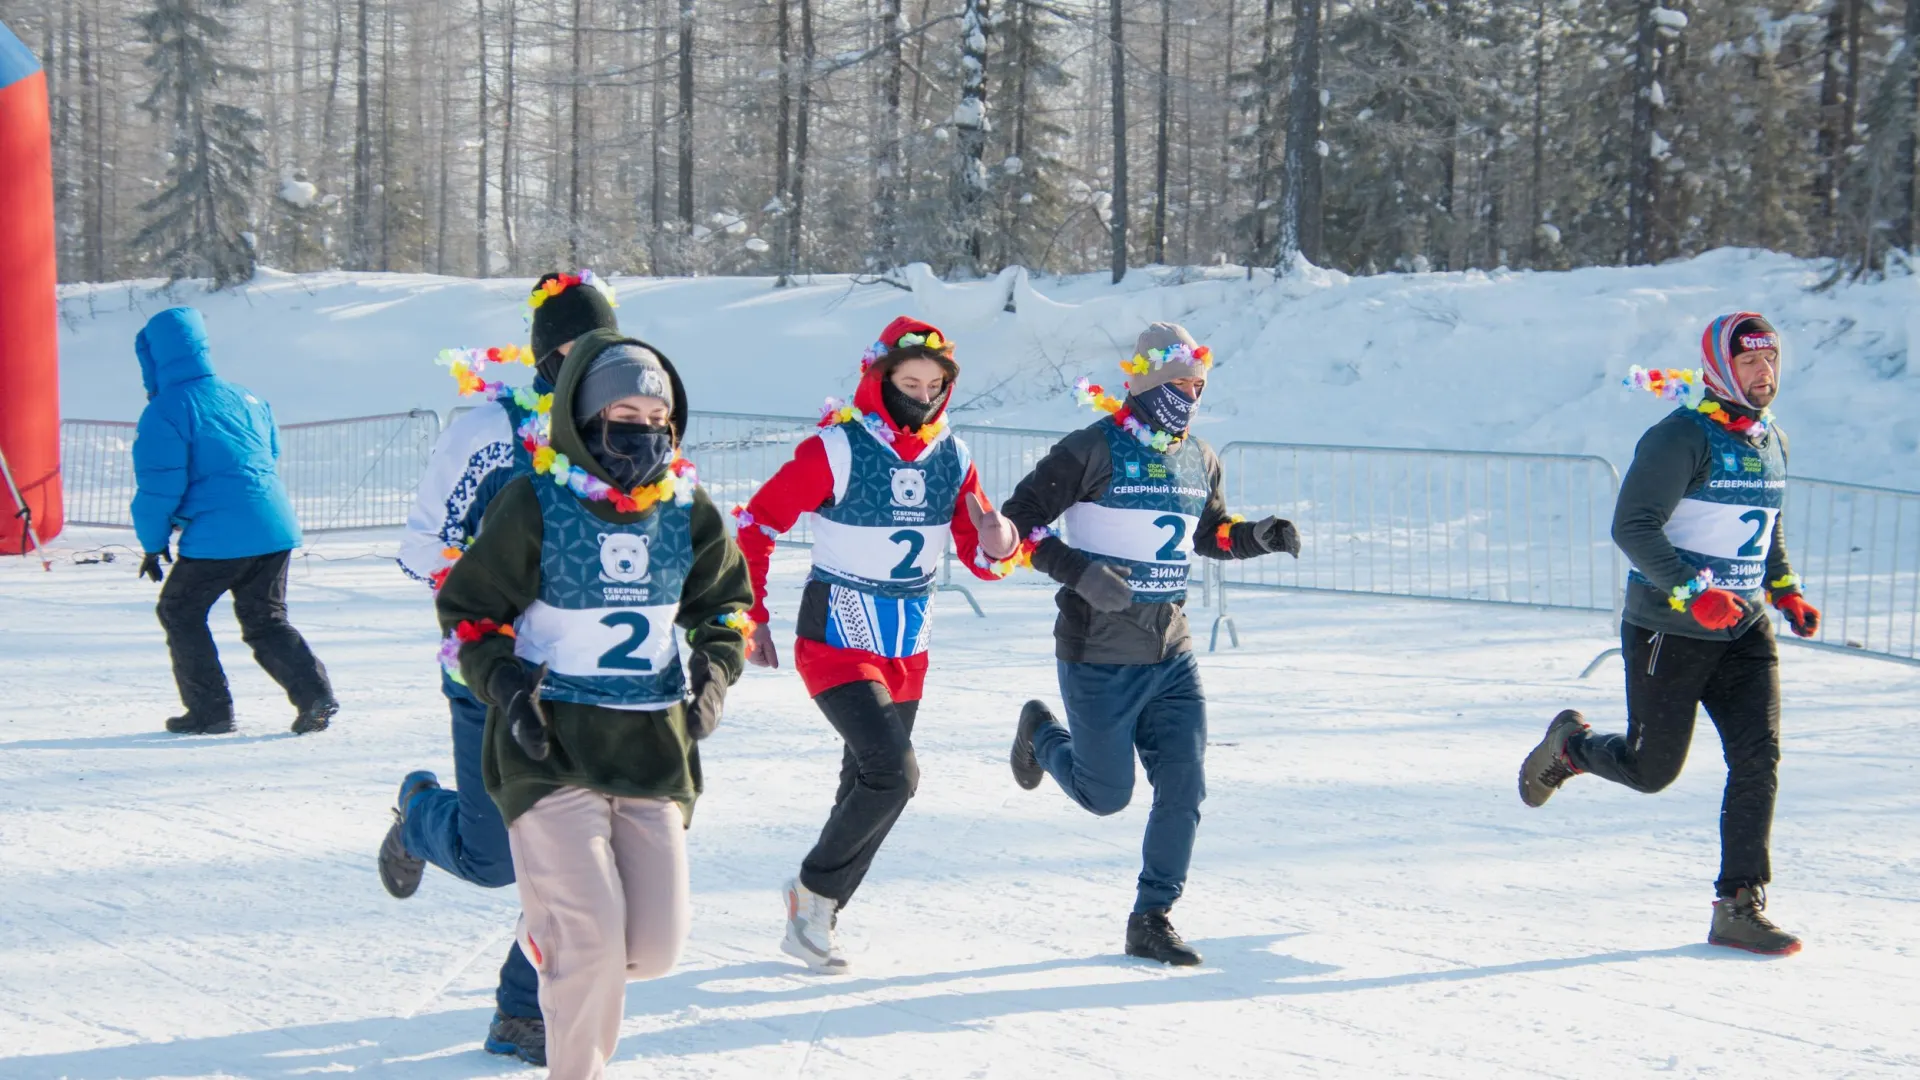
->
[[1709, 886, 1802, 956], [1011, 700, 1053, 791], [1518, 709, 1589, 808], [165, 711, 235, 735], [378, 771, 439, 900], [292, 697, 339, 735], [1126, 909, 1203, 966], [484, 1010, 547, 1066]]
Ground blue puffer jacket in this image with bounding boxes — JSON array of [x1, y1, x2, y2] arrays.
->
[[131, 307, 303, 559]]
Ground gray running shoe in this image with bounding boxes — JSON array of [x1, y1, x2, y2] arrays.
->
[[1518, 709, 1589, 808]]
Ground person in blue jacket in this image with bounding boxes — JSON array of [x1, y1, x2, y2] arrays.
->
[[132, 306, 337, 735]]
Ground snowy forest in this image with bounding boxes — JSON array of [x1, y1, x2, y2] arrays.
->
[[9, 0, 1920, 288]]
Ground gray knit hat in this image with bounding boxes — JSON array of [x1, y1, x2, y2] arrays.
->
[[576, 342, 674, 420], [1125, 322, 1211, 392]]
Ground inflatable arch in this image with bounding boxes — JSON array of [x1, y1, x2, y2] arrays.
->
[[0, 20, 60, 556]]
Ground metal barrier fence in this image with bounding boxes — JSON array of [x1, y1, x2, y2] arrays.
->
[[278, 411, 443, 531], [681, 412, 823, 543], [1782, 478, 1919, 664], [1206, 442, 1624, 615], [57, 407, 1920, 667], [60, 419, 140, 528], [59, 411, 442, 533]]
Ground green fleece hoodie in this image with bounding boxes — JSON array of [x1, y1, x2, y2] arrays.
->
[[435, 329, 751, 825]]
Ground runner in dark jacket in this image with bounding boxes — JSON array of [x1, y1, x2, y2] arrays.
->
[[1518, 312, 1821, 957], [994, 323, 1299, 966]]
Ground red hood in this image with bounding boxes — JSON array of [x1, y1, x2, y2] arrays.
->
[[853, 367, 953, 458]]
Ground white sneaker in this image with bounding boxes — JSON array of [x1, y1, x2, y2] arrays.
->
[[782, 877, 850, 974]]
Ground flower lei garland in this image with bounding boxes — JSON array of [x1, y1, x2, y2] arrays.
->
[[1667, 568, 1716, 613], [437, 619, 515, 677], [858, 329, 950, 372], [819, 397, 947, 446], [526, 269, 617, 321], [485, 380, 698, 514], [1074, 378, 1179, 452], [1214, 514, 1245, 551], [975, 525, 1055, 577], [438, 344, 535, 397], [1121, 342, 1213, 378], [729, 505, 781, 541], [1624, 365, 1771, 438]]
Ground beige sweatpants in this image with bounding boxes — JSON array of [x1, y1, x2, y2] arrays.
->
[[508, 787, 691, 1080]]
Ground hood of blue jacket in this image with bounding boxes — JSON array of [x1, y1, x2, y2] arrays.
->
[[138, 307, 216, 395]]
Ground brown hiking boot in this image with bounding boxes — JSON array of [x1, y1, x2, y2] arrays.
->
[[1518, 709, 1589, 808], [1709, 886, 1802, 956]]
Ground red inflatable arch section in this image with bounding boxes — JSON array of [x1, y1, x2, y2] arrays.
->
[[0, 20, 61, 554]]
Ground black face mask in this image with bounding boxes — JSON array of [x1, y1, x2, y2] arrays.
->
[[1131, 382, 1198, 436], [587, 418, 675, 491], [882, 378, 947, 431]]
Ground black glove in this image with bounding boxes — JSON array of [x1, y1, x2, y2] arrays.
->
[[489, 662, 551, 762], [139, 551, 170, 582], [684, 651, 727, 741], [1253, 516, 1301, 557], [1072, 562, 1135, 613]]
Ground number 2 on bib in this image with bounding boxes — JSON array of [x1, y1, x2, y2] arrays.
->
[[1737, 509, 1769, 558], [597, 612, 655, 671], [1152, 514, 1189, 561], [888, 529, 927, 579]]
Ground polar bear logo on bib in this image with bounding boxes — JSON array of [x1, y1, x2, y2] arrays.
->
[[598, 532, 652, 584], [890, 468, 928, 508]]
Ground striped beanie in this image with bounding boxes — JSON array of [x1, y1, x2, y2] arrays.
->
[[1699, 312, 1779, 410]]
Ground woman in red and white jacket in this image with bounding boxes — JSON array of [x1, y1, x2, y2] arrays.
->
[[737, 316, 1017, 973]]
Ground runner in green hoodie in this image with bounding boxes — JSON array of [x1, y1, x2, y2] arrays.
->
[[436, 328, 751, 1079]]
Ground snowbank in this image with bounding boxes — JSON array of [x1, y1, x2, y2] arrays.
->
[[56, 249, 1919, 487]]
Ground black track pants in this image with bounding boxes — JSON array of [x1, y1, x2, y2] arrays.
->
[[798, 681, 921, 906], [1568, 619, 1781, 896], [157, 550, 334, 719]]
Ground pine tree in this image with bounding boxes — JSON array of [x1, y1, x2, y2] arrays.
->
[[133, 0, 266, 288]]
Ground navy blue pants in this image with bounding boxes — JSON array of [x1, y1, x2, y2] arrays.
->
[[403, 682, 541, 1020], [1032, 651, 1207, 913]]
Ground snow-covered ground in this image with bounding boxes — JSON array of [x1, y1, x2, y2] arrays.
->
[[54, 249, 1920, 488], [3, 530, 1917, 1079]]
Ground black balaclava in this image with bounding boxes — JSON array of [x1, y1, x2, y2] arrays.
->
[[585, 418, 675, 490], [574, 341, 677, 490], [1131, 381, 1199, 437], [882, 377, 949, 431]]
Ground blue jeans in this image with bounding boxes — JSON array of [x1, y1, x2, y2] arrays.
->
[[1033, 651, 1207, 913], [403, 678, 541, 1020]]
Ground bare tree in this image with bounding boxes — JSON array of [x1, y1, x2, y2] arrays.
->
[[1275, 0, 1321, 269], [677, 0, 695, 224]]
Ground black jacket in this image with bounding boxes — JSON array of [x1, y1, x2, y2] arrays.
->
[[1613, 400, 1798, 641], [1001, 418, 1269, 665]]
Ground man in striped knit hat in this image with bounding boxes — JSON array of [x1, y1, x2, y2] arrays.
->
[[1518, 312, 1821, 956]]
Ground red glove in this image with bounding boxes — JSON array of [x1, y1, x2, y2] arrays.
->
[[1774, 593, 1821, 638], [1689, 588, 1747, 631]]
